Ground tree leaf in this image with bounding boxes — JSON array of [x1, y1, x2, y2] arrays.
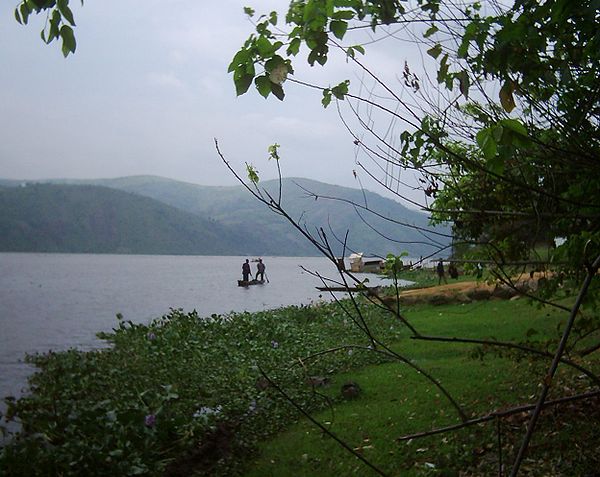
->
[[255, 75, 271, 98], [268, 143, 280, 161], [256, 36, 274, 56], [437, 54, 449, 84], [499, 118, 527, 137], [487, 154, 504, 175], [331, 80, 349, 100], [492, 124, 503, 142], [499, 81, 516, 112], [234, 72, 254, 96], [424, 25, 438, 38], [476, 128, 497, 160], [287, 37, 301, 56], [332, 10, 354, 20], [48, 9, 61, 42], [330, 20, 348, 40], [427, 44, 442, 59], [228, 48, 249, 73], [458, 70, 470, 98], [19, 4, 31, 25], [245, 163, 259, 183], [269, 11, 277, 26], [57, 0, 75, 26], [457, 38, 469, 58], [322, 89, 332, 108], [352, 44, 365, 55], [60, 25, 76, 57], [271, 83, 285, 101]]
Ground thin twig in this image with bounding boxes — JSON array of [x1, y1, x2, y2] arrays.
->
[[396, 389, 600, 442], [411, 335, 600, 385], [509, 253, 600, 476], [257, 365, 390, 477]]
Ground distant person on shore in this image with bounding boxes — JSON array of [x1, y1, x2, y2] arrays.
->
[[476, 262, 483, 279], [242, 259, 251, 282], [448, 263, 458, 279], [436, 260, 448, 285], [255, 258, 266, 281]]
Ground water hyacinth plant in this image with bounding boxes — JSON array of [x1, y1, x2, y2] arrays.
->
[[0, 301, 401, 476]]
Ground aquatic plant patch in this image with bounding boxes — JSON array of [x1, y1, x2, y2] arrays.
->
[[0, 301, 402, 476]]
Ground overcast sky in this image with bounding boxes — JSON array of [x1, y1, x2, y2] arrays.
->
[[1, 1, 433, 205]]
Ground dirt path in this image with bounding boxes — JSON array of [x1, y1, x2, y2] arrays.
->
[[387, 277, 537, 305]]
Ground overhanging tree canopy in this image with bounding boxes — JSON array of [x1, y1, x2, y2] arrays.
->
[[226, 0, 600, 275]]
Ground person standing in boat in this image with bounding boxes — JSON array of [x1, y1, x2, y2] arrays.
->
[[255, 258, 266, 281], [242, 259, 251, 282]]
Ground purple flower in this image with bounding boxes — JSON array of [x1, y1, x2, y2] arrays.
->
[[144, 414, 156, 427], [271, 340, 279, 349], [193, 406, 222, 420], [147, 332, 156, 341]]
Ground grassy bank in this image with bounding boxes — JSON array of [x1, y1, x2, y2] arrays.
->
[[244, 299, 600, 476], [1, 295, 598, 476]]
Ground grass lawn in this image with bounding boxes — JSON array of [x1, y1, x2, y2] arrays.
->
[[243, 298, 599, 477], [2, 294, 597, 476]]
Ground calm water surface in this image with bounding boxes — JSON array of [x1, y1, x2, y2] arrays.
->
[[0, 253, 397, 405]]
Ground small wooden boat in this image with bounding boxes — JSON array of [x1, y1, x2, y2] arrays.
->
[[238, 279, 265, 287]]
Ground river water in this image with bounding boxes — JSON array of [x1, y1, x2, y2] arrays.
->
[[0, 253, 400, 406]]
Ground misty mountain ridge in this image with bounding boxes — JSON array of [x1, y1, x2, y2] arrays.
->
[[0, 176, 450, 257]]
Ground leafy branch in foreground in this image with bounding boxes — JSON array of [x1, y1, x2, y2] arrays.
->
[[15, 0, 81, 57], [216, 139, 600, 475]]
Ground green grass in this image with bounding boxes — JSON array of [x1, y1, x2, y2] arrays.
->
[[2, 297, 597, 476], [243, 299, 599, 477]]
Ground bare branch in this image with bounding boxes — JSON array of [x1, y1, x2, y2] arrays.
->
[[257, 365, 390, 477], [396, 389, 600, 442], [510, 253, 600, 476]]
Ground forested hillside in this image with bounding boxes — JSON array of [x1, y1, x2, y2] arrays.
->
[[56, 175, 448, 257], [0, 184, 258, 255], [0, 177, 449, 257]]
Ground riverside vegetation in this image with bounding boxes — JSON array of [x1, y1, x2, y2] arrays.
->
[[0, 300, 401, 476], [1, 284, 598, 476]]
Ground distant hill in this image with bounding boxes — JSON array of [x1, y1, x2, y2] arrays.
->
[[88, 176, 450, 257], [0, 184, 259, 255], [0, 176, 451, 257]]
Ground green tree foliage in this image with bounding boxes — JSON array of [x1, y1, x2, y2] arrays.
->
[[14, 0, 81, 56], [226, 0, 599, 279], [426, 0, 600, 275]]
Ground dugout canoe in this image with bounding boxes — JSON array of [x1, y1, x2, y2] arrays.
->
[[238, 279, 265, 287]]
